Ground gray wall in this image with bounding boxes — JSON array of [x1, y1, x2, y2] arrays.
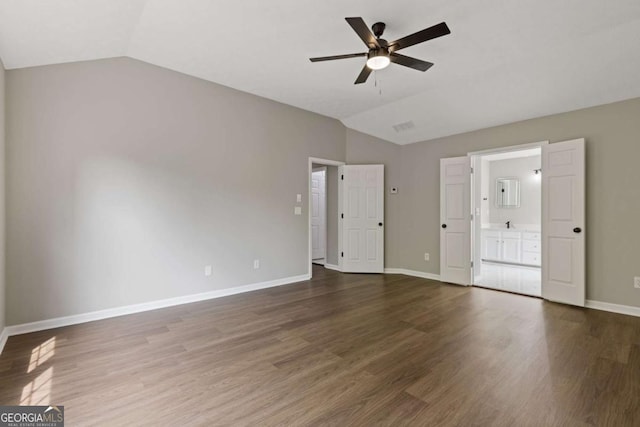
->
[[398, 97, 640, 307], [6, 57, 346, 325], [346, 129, 404, 269], [5, 55, 640, 326], [0, 58, 5, 332], [488, 156, 541, 227]]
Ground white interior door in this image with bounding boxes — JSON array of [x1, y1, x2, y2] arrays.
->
[[542, 138, 585, 306], [311, 169, 326, 261], [440, 157, 471, 285], [341, 165, 384, 273]]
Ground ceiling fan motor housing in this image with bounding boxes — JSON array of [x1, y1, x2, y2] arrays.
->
[[367, 46, 389, 59], [372, 22, 386, 38]]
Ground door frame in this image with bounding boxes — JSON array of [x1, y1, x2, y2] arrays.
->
[[308, 157, 345, 278], [311, 166, 327, 264], [468, 141, 549, 287]]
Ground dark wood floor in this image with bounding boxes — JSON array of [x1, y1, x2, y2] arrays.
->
[[2, 266, 640, 425]]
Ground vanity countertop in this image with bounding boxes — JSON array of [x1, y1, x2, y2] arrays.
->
[[481, 227, 541, 233]]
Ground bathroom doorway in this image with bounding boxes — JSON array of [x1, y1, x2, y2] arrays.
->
[[441, 138, 585, 306], [471, 145, 543, 297]]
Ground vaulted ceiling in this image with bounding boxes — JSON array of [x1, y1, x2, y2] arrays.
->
[[1, 0, 639, 144]]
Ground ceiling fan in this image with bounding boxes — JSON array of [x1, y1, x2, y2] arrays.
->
[[310, 17, 450, 84]]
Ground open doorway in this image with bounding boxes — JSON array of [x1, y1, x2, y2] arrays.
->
[[308, 158, 344, 278], [308, 158, 385, 278], [471, 145, 543, 297]]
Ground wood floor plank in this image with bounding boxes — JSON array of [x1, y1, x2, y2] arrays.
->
[[2, 265, 640, 425]]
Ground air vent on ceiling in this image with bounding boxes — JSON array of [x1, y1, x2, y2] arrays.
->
[[392, 121, 415, 133]]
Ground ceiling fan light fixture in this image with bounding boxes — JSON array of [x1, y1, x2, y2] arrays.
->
[[366, 49, 390, 70], [309, 17, 451, 84]]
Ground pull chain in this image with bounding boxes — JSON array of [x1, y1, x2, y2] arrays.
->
[[374, 72, 383, 97]]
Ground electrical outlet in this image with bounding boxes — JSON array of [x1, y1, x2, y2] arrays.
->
[[635, 277, 640, 289], [253, 259, 260, 269], [204, 265, 212, 277], [424, 253, 430, 261]]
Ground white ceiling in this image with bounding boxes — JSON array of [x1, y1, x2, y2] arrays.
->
[[1, 0, 640, 144]]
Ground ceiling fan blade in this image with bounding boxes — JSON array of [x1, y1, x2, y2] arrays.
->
[[389, 22, 450, 51], [390, 53, 433, 71], [345, 17, 380, 48], [354, 64, 372, 84], [309, 53, 367, 62]]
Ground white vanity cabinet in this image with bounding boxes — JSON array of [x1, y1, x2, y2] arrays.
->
[[501, 232, 522, 263], [481, 229, 540, 266], [483, 231, 502, 261], [521, 232, 541, 266]]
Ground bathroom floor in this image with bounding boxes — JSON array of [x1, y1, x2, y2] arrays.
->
[[475, 261, 541, 297]]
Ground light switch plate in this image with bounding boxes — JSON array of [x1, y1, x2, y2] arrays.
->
[[635, 277, 640, 289], [296, 194, 302, 203], [204, 265, 212, 276], [294, 206, 302, 215]]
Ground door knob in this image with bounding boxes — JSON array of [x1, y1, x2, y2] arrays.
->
[[442, 224, 447, 229], [573, 227, 582, 233], [378, 222, 383, 227]]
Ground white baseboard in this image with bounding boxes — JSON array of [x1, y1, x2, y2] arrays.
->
[[324, 263, 341, 272], [586, 300, 640, 318], [3, 273, 311, 341], [0, 327, 8, 355], [384, 268, 441, 281]]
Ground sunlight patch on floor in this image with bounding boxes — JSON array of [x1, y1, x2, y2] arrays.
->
[[21, 366, 54, 405], [27, 337, 56, 374]]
